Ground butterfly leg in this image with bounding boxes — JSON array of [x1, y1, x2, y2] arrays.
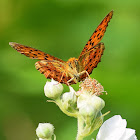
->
[[57, 72, 65, 84], [78, 70, 90, 77], [67, 77, 75, 85], [67, 71, 90, 84]]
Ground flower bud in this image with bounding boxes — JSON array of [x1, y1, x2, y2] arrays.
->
[[90, 95, 105, 111], [77, 94, 105, 111], [79, 104, 95, 121], [44, 79, 63, 99], [61, 86, 77, 110], [36, 123, 54, 139], [77, 94, 105, 122]]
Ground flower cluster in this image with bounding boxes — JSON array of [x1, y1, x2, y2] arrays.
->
[[42, 78, 107, 140], [36, 78, 137, 140]]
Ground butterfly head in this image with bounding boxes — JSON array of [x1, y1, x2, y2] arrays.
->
[[66, 57, 78, 71]]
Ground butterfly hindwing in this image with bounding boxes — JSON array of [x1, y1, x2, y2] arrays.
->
[[35, 60, 72, 85], [79, 43, 105, 80]]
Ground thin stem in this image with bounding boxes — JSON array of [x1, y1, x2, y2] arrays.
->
[[47, 99, 78, 118], [53, 134, 56, 140], [76, 116, 85, 140]]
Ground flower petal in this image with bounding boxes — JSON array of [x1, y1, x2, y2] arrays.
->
[[96, 115, 127, 140], [120, 128, 138, 140]]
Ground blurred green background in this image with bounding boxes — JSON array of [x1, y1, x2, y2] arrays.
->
[[0, 0, 140, 139]]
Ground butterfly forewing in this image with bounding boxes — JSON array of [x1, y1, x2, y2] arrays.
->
[[78, 10, 113, 59], [9, 42, 64, 62]]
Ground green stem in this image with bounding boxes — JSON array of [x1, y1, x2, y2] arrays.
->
[[53, 134, 56, 140], [76, 116, 85, 140], [47, 99, 78, 118]]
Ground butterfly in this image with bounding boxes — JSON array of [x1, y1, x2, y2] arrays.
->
[[10, 11, 113, 85]]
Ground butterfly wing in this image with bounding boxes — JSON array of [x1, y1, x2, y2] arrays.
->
[[78, 10, 113, 59], [78, 43, 105, 80], [35, 60, 75, 85], [9, 42, 64, 62]]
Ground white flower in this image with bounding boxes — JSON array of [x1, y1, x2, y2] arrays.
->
[[44, 79, 63, 99], [36, 123, 54, 139], [96, 115, 137, 140]]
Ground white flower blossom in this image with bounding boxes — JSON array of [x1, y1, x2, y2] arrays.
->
[[96, 115, 137, 140]]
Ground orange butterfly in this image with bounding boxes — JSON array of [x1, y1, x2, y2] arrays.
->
[[10, 11, 113, 85]]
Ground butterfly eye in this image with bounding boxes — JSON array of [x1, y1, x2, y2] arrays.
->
[[74, 60, 78, 66], [68, 62, 73, 69]]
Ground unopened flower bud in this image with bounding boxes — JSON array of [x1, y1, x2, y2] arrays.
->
[[61, 86, 77, 110], [79, 104, 95, 118], [44, 79, 63, 99], [77, 94, 105, 121], [90, 95, 105, 111], [36, 123, 54, 139]]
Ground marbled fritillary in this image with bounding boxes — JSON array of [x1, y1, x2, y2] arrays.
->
[[10, 11, 113, 85]]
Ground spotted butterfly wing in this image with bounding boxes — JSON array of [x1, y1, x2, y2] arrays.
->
[[79, 10, 113, 58], [78, 43, 105, 80], [10, 11, 113, 85], [9, 42, 64, 62], [9, 42, 74, 85], [78, 10, 113, 80], [35, 60, 75, 85]]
